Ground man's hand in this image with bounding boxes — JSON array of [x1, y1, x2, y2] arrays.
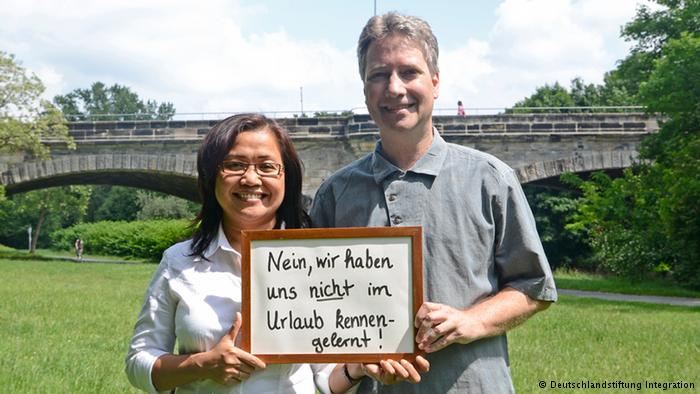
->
[[414, 289, 551, 353], [414, 302, 481, 353]]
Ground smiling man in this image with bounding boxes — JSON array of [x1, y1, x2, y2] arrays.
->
[[310, 12, 557, 393]]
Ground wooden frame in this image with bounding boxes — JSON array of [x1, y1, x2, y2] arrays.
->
[[241, 226, 423, 364]]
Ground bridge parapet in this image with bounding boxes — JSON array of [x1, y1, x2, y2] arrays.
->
[[60, 113, 659, 142]]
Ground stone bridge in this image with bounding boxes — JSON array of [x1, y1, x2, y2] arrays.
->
[[0, 113, 660, 201]]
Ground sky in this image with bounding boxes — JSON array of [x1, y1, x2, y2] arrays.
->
[[1, 0, 652, 117]]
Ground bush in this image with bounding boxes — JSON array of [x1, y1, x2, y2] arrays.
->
[[51, 219, 192, 261]]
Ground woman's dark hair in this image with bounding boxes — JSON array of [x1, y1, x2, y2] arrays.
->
[[190, 113, 310, 258]]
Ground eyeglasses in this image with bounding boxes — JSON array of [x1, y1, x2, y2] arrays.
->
[[219, 161, 284, 177]]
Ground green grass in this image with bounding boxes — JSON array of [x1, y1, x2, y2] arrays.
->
[[1, 258, 698, 393], [0, 258, 156, 393], [554, 268, 700, 298], [510, 296, 699, 392]]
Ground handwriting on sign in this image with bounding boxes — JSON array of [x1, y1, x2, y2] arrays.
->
[[244, 228, 422, 362]]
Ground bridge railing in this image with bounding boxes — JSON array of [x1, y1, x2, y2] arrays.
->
[[49, 108, 659, 144], [62, 106, 647, 121]]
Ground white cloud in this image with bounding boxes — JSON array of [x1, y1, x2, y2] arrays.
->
[[0, 0, 364, 115], [437, 0, 644, 112], [0, 0, 649, 116]]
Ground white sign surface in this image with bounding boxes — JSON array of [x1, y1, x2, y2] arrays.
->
[[248, 236, 416, 357]]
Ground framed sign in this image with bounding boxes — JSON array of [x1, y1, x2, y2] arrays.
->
[[241, 226, 423, 364]]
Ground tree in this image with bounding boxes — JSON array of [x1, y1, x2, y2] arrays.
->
[[512, 82, 574, 111], [638, 33, 700, 126], [511, 1, 700, 287], [512, 78, 634, 113], [523, 185, 592, 269], [53, 81, 175, 121], [135, 190, 198, 220], [609, 0, 700, 96], [565, 28, 700, 287], [0, 51, 73, 158], [0, 186, 91, 252], [86, 185, 141, 222]]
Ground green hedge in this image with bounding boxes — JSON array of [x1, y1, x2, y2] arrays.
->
[[51, 219, 193, 261]]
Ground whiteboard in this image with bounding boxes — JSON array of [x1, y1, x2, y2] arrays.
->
[[241, 226, 423, 363]]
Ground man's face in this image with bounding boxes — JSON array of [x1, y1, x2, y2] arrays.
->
[[363, 34, 439, 137]]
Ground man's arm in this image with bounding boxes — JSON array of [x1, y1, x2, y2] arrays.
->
[[414, 287, 551, 353]]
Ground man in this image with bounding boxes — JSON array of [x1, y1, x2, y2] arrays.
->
[[310, 12, 557, 393]]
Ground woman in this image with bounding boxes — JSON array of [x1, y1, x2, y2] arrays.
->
[[125, 114, 424, 393]]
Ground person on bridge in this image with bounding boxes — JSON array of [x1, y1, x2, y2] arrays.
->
[[125, 113, 416, 394], [310, 12, 557, 393], [457, 100, 465, 116]]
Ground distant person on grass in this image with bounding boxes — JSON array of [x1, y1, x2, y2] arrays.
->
[[74, 238, 84, 260], [125, 113, 418, 393]]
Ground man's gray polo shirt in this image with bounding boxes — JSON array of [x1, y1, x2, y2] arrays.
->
[[310, 132, 557, 393]]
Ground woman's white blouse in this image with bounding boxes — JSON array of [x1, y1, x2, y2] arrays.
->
[[125, 226, 334, 394]]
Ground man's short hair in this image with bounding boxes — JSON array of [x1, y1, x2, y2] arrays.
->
[[357, 12, 440, 81]]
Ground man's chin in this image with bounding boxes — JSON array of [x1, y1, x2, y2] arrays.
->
[[380, 119, 419, 133]]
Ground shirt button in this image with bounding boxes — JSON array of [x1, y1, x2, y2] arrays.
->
[[388, 194, 397, 202], [392, 216, 403, 225]]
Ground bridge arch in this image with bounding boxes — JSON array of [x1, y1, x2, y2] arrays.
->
[[516, 150, 640, 185], [2, 154, 199, 201], [4, 150, 643, 200]]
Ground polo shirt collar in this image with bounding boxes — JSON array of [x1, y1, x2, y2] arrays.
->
[[371, 129, 448, 184]]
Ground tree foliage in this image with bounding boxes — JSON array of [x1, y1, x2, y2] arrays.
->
[[53, 81, 175, 121], [523, 185, 591, 269], [85, 185, 141, 222], [0, 51, 73, 158], [512, 78, 635, 112], [511, 1, 700, 287], [609, 0, 700, 96], [135, 190, 198, 221], [563, 1, 700, 288], [638, 33, 700, 125], [0, 186, 91, 252]]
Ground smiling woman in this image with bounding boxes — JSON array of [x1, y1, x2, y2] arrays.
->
[[124, 114, 344, 394], [124, 114, 405, 393]]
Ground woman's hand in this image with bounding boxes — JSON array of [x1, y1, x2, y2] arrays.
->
[[362, 356, 430, 385], [200, 312, 267, 386]]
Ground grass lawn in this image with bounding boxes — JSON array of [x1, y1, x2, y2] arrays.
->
[[510, 296, 699, 392], [0, 258, 155, 393], [1, 258, 698, 393], [554, 268, 700, 298]]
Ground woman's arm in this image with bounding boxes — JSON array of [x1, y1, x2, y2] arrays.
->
[[151, 313, 266, 390]]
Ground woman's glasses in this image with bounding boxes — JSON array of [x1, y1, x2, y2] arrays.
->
[[219, 161, 284, 177]]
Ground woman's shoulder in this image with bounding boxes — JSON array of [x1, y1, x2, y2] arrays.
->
[[160, 238, 197, 268]]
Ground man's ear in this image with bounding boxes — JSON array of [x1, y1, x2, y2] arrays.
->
[[432, 72, 440, 99]]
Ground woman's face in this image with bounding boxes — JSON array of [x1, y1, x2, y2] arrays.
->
[[215, 128, 285, 232]]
